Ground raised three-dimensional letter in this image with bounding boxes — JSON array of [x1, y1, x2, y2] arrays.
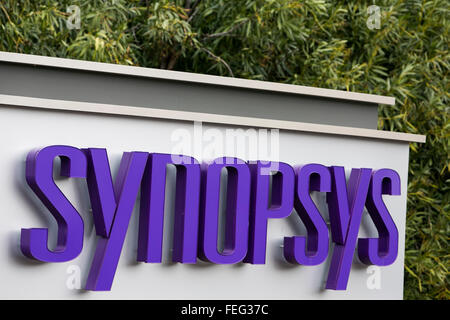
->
[[21, 145, 87, 262]]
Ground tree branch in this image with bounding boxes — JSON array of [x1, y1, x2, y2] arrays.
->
[[202, 20, 247, 40], [200, 47, 234, 77], [167, 50, 181, 70], [186, 0, 201, 22]]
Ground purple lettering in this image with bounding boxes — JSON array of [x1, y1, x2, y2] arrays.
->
[[85, 151, 148, 291], [21, 145, 86, 262], [283, 164, 331, 265], [198, 158, 251, 264], [19, 145, 402, 292], [245, 161, 295, 264], [137, 153, 201, 263], [83, 148, 116, 237], [326, 167, 372, 290], [358, 169, 400, 266]]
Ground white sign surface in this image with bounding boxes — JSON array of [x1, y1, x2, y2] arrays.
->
[[0, 105, 409, 299]]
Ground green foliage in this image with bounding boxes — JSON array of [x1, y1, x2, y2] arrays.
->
[[0, 0, 448, 299]]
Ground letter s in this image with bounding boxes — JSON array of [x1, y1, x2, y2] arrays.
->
[[20, 145, 87, 262], [358, 169, 400, 266], [283, 164, 331, 265]]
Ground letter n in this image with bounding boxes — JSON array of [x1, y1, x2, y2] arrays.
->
[[137, 154, 201, 263]]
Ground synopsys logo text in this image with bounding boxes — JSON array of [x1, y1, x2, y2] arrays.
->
[[20, 145, 400, 291]]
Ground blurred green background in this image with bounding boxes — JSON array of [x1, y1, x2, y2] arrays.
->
[[0, 0, 448, 299]]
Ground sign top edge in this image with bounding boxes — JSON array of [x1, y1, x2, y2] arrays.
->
[[0, 94, 425, 143], [0, 51, 395, 106]]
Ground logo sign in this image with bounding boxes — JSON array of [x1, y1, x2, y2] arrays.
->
[[21, 145, 400, 291]]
